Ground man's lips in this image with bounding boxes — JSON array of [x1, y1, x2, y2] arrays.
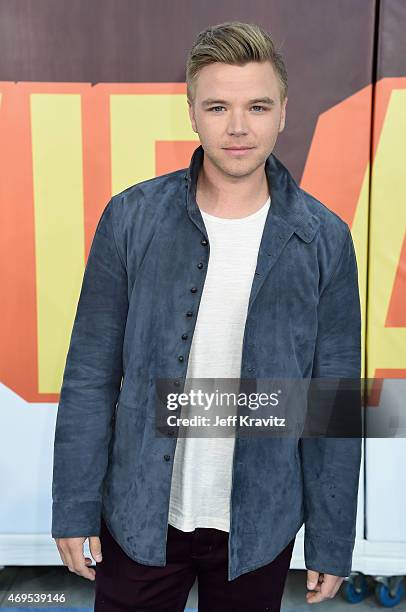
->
[[223, 146, 255, 156]]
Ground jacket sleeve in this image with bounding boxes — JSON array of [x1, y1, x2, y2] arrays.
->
[[51, 197, 128, 538], [300, 225, 362, 577]]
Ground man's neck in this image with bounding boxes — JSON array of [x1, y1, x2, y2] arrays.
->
[[196, 156, 270, 219]]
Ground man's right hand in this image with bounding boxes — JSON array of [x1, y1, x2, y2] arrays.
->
[[55, 536, 103, 581]]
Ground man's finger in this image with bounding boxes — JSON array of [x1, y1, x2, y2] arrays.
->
[[89, 536, 103, 563], [307, 569, 320, 590]]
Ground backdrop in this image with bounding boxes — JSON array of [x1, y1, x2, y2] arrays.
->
[[0, 0, 404, 551]]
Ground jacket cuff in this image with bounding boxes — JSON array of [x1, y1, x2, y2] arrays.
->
[[52, 500, 102, 538], [304, 530, 355, 577]]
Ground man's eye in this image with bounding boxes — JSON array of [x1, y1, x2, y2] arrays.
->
[[208, 105, 267, 112]]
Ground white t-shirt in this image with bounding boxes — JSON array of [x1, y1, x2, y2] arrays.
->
[[168, 195, 271, 532]]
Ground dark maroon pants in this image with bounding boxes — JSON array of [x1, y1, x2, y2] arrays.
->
[[94, 515, 295, 612]]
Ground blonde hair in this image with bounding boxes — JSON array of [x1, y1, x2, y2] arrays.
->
[[186, 21, 288, 104]]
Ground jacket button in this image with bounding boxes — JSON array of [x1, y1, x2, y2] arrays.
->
[[186, 311, 193, 317], [174, 379, 181, 386], [190, 287, 197, 293], [201, 238, 208, 246], [197, 262, 204, 269], [178, 356, 184, 362], [181, 333, 188, 340], [164, 454, 171, 461], [248, 367, 255, 372]]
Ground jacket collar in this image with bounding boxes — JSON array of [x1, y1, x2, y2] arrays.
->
[[184, 144, 320, 315], [184, 144, 320, 243]]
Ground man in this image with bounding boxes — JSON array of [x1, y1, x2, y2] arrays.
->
[[52, 21, 362, 611]]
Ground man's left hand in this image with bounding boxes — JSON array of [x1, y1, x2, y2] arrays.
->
[[306, 569, 344, 604]]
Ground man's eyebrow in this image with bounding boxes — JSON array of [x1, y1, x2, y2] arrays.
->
[[201, 97, 276, 107]]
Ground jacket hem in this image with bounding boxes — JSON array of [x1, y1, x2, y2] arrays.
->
[[228, 526, 301, 581], [102, 514, 167, 567]]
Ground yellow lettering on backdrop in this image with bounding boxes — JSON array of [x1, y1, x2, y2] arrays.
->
[[110, 94, 196, 192], [367, 88, 406, 376], [30, 94, 85, 393]]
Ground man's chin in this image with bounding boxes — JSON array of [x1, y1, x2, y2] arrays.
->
[[218, 158, 263, 178]]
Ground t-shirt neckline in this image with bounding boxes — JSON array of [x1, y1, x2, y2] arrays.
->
[[199, 196, 271, 224]]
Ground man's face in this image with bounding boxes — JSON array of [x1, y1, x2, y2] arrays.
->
[[188, 60, 288, 179]]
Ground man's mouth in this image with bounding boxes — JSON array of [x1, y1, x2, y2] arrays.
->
[[223, 146, 255, 156]]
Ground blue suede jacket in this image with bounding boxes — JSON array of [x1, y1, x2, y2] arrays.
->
[[52, 144, 362, 581]]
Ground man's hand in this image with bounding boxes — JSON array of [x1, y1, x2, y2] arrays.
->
[[55, 536, 103, 581], [306, 569, 344, 604]]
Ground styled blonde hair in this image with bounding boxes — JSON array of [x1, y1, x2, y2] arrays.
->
[[186, 21, 288, 104]]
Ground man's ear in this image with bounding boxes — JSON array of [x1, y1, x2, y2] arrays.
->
[[188, 101, 198, 133], [279, 97, 288, 133]]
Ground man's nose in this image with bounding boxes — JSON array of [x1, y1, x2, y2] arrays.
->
[[226, 111, 249, 136]]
